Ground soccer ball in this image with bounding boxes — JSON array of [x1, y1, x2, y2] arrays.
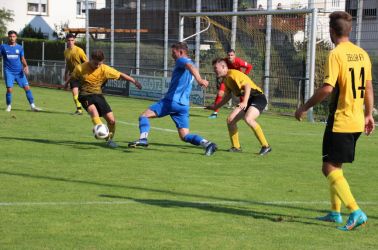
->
[[93, 124, 109, 139]]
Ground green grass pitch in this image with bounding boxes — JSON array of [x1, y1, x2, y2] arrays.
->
[[1, 85, 377, 249]]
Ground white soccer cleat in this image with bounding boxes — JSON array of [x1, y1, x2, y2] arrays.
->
[[31, 106, 42, 112], [106, 140, 118, 148], [5, 105, 11, 112]]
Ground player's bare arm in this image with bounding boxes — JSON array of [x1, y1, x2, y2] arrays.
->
[[21, 56, 29, 75], [120, 73, 142, 89], [185, 63, 208, 88], [207, 91, 232, 111], [238, 84, 251, 110], [364, 80, 375, 135], [295, 83, 333, 121]]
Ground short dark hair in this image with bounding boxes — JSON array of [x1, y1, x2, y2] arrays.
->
[[212, 58, 227, 65], [227, 49, 235, 54], [91, 50, 105, 61], [66, 33, 76, 39], [8, 30, 17, 36], [171, 42, 189, 53], [329, 11, 352, 37]]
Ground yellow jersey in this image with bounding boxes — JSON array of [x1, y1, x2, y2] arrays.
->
[[64, 45, 87, 73], [72, 62, 121, 95], [224, 69, 263, 97], [324, 41, 372, 133]]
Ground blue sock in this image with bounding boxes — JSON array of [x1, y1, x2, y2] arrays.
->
[[25, 89, 34, 104], [139, 116, 150, 134], [183, 134, 203, 146], [6, 92, 12, 105]]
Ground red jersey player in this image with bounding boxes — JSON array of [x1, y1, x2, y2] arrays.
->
[[208, 49, 253, 118]]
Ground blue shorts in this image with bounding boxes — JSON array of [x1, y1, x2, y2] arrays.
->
[[149, 99, 189, 129], [4, 70, 29, 88]]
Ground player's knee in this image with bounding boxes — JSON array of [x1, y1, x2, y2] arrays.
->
[[6, 88, 13, 93]]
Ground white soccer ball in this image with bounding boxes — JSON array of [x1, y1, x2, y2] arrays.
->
[[93, 124, 109, 139]]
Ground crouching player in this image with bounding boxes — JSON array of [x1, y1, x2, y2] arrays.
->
[[69, 49, 142, 148], [208, 58, 271, 155]]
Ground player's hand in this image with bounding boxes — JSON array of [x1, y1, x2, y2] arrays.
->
[[295, 106, 305, 121], [23, 66, 29, 75], [134, 80, 142, 90], [365, 115, 375, 135], [237, 102, 247, 110], [199, 79, 209, 88]]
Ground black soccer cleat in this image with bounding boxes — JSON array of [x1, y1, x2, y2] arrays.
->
[[128, 139, 149, 148], [259, 146, 272, 156], [205, 142, 217, 156], [228, 147, 242, 153]]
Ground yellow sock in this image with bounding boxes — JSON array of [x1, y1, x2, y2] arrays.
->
[[228, 127, 240, 149], [107, 122, 115, 140], [329, 185, 342, 213], [327, 169, 359, 212], [250, 123, 269, 147], [91, 116, 102, 125], [73, 95, 82, 110]]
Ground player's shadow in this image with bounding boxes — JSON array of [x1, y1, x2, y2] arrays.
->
[[126, 142, 206, 155], [0, 136, 130, 151], [98, 194, 326, 226]]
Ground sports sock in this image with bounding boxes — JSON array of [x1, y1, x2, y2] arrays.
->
[[327, 169, 359, 212], [91, 116, 102, 125], [228, 127, 241, 149], [213, 94, 223, 113], [250, 123, 269, 147], [183, 134, 203, 146], [139, 116, 150, 139], [107, 122, 115, 140], [73, 94, 82, 110], [6, 92, 12, 105], [25, 89, 34, 104], [329, 184, 342, 213]]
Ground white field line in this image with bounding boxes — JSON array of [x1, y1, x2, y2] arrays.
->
[[0, 200, 377, 207]]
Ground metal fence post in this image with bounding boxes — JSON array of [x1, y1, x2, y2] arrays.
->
[[264, 0, 272, 110], [356, 0, 364, 47], [111, 0, 114, 66], [195, 0, 201, 68], [85, 0, 89, 58], [136, 0, 141, 75], [163, 0, 169, 78]]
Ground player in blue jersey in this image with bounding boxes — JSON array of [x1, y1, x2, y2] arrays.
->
[[128, 42, 217, 156], [0, 30, 41, 112]]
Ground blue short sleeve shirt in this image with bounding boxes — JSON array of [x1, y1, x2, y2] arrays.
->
[[0, 44, 24, 73]]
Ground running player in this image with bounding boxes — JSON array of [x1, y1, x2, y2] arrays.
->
[[295, 11, 374, 231], [69, 49, 142, 148], [1, 30, 41, 112], [64, 33, 88, 115], [128, 42, 217, 156], [208, 49, 253, 118], [208, 58, 271, 155]]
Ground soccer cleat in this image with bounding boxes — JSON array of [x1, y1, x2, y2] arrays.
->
[[228, 147, 242, 153], [337, 209, 367, 231], [5, 105, 11, 112], [72, 110, 83, 115], [31, 106, 42, 112], [259, 146, 272, 156], [106, 140, 118, 148], [316, 212, 343, 223], [208, 113, 218, 119], [205, 142, 217, 156], [128, 139, 149, 148]]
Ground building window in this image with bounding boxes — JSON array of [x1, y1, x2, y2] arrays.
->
[[27, 0, 48, 15], [332, 0, 340, 7], [77, 0, 96, 17]]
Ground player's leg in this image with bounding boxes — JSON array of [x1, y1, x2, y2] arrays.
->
[[17, 72, 41, 111], [70, 79, 83, 115], [4, 70, 15, 111], [243, 94, 270, 155], [103, 111, 118, 148], [226, 107, 245, 152], [209, 81, 225, 118]]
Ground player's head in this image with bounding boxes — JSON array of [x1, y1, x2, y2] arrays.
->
[[212, 58, 228, 78], [329, 11, 352, 43], [66, 33, 76, 48], [171, 42, 188, 60], [89, 50, 105, 69], [7, 30, 17, 44], [227, 49, 236, 63]]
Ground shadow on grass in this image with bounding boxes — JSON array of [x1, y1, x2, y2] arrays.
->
[[98, 194, 325, 226]]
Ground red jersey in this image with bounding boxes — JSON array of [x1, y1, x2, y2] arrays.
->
[[225, 57, 253, 75]]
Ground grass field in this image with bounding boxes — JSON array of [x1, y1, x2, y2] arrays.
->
[[1, 86, 377, 249]]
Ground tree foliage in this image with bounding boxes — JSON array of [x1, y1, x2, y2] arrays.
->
[[20, 24, 45, 39], [0, 8, 14, 37]]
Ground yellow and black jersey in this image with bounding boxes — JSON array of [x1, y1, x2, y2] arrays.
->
[[72, 62, 121, 95], [324, 41, 372, 133], [224, 69, 263, 97], [64, 45, 87, 73]]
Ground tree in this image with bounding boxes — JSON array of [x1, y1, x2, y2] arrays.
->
[[0, 8, 14, 37], [20, 24, 45, 39]]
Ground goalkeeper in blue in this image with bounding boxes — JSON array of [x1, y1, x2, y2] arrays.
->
[[128, 42, 217, 156]]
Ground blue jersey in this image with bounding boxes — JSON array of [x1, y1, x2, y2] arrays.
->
[[164, 57, 194, 106], [0, 43, 24, 73]]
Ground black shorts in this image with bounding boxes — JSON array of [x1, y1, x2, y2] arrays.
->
[[69, 78, 80, 89], [78, 94, 112, 117], [322, 129, 361, 163], [246, 93, 267, 114]]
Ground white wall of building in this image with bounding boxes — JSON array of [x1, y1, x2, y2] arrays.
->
[[0, 0, 105, 39]]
